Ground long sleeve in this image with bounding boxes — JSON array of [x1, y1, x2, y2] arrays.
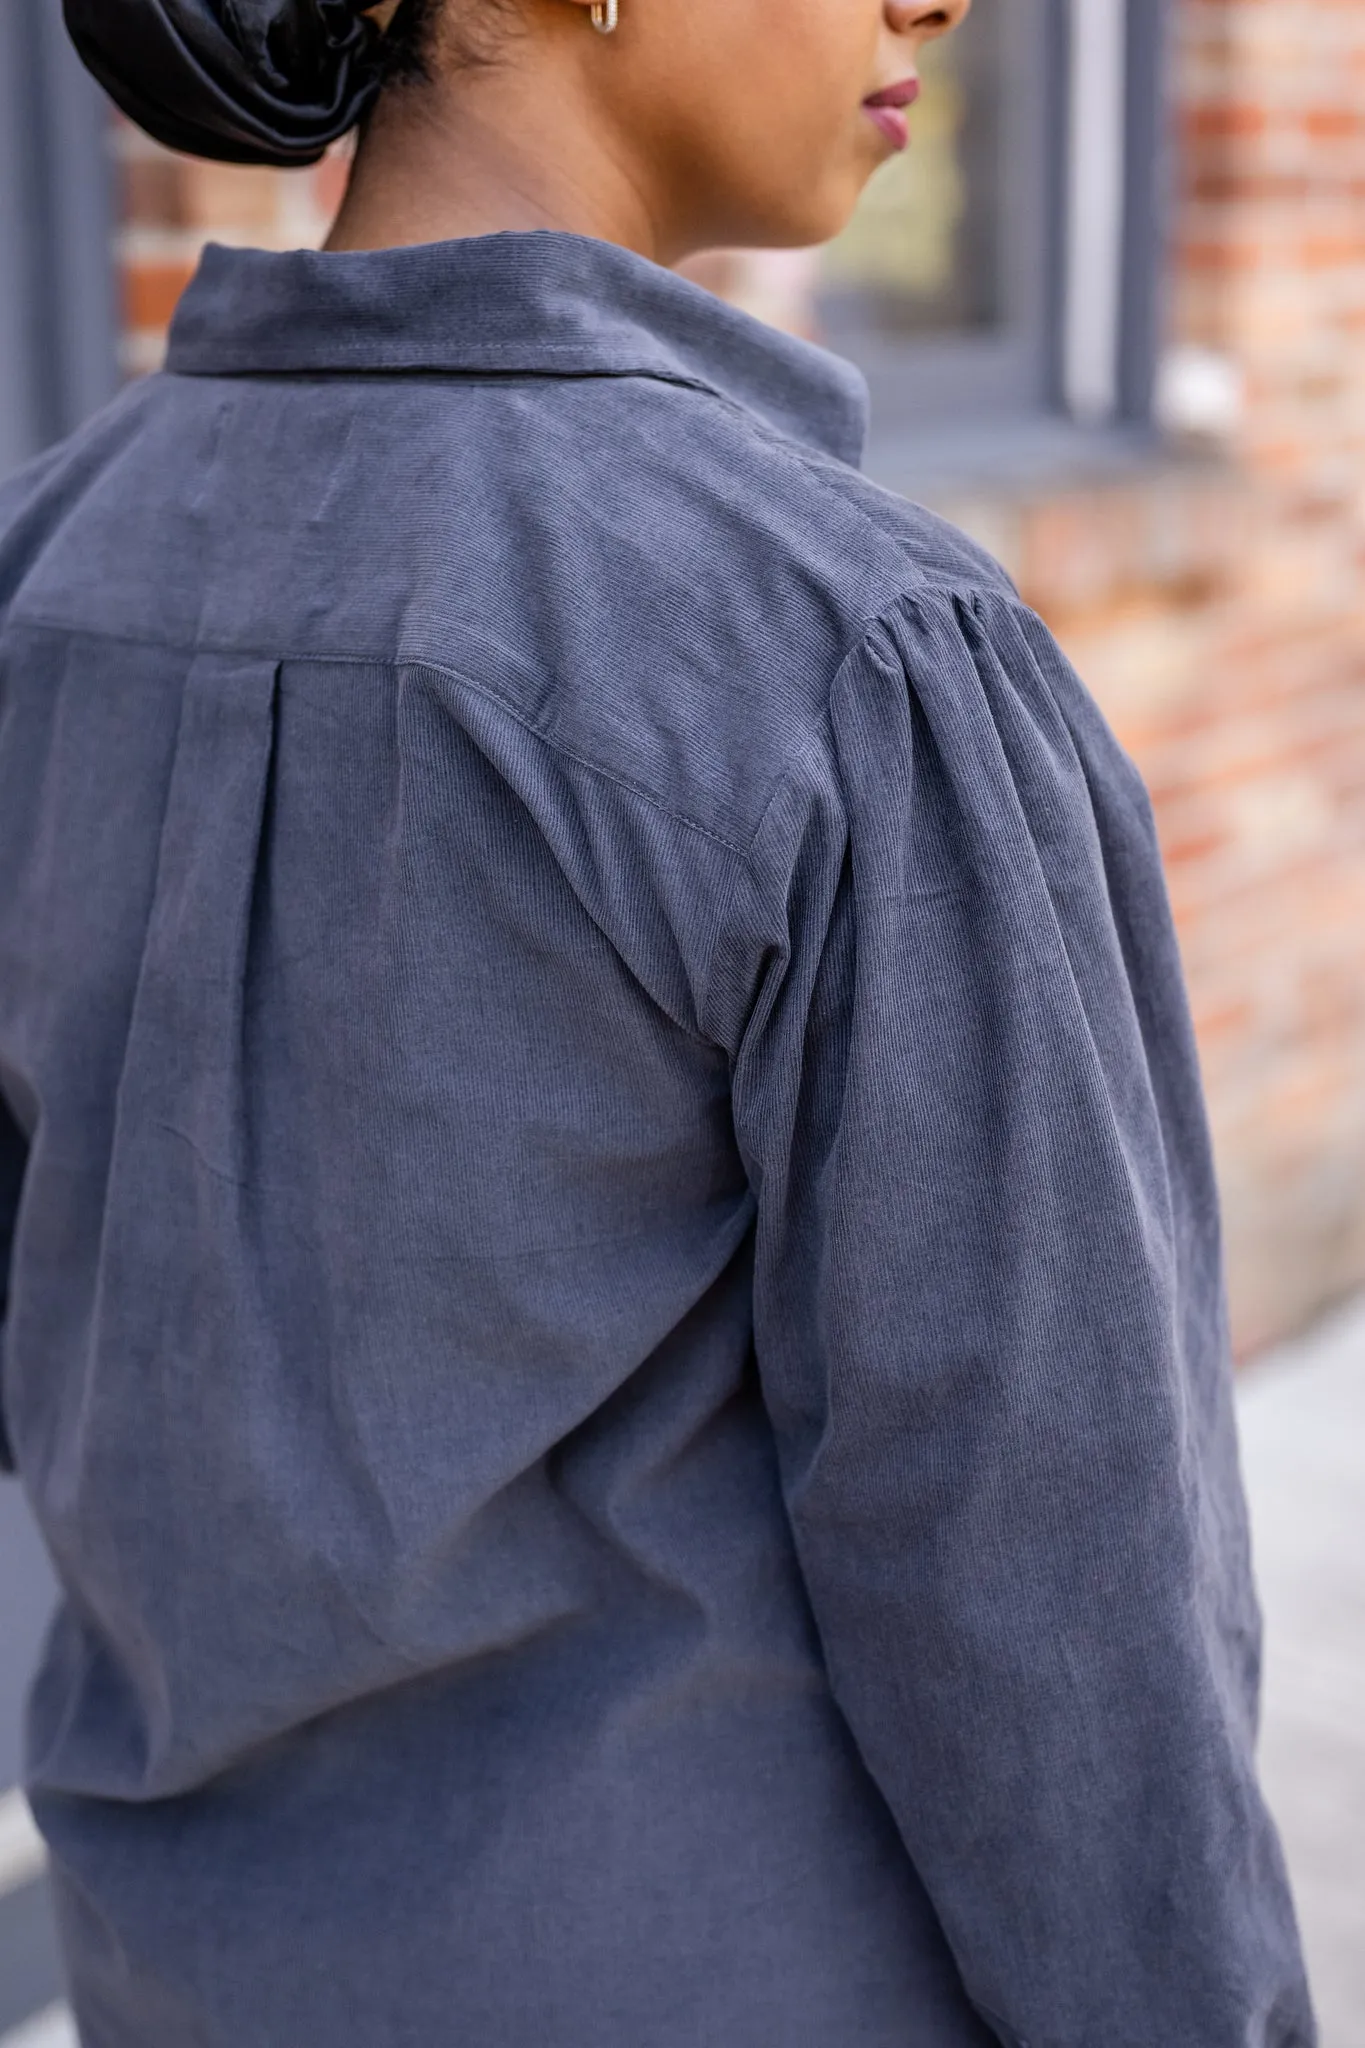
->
[[719, 588, 1313, 2047], [0, 1086, 26, 1473]]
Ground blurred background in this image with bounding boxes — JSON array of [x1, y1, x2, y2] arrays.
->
[[1, 0, 1362, 2038]]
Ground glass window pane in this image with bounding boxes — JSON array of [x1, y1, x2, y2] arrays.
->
[[816, 0, 1006, 349]]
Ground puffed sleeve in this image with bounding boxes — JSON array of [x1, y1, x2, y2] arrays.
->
[[718, 588, 1314, 2046]]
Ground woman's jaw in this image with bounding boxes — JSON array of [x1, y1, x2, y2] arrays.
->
[[328, 0, 967, 267]]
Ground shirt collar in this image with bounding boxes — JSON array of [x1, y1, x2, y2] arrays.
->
[[165, 230, 869, 468]]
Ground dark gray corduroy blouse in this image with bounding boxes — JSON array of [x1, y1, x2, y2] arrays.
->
[[0, 232, 1312, 2048]]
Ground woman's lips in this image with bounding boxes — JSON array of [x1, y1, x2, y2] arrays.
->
[[862, 75, 920, 151]]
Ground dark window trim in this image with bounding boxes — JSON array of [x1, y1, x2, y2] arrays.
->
[[832, 0, 1059, 435], [859, 0, 1169, 473], [0, 0, 118, 476]]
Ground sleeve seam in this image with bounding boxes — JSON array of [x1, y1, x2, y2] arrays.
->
[[702, 581, 1048, 1051]]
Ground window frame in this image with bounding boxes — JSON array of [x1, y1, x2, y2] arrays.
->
[[843, 0, 1169, 469]]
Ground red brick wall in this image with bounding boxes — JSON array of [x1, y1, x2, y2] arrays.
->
[[114, 0, 1365, 1352], [116, 121, 348, 375]]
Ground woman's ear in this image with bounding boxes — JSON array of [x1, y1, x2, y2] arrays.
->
[[557, 0, 621, 30]]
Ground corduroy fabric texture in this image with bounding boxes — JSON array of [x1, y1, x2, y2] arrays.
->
[[0, 232, 1312, 2048]]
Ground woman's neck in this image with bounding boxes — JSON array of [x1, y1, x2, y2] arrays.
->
[[324, 62, 666, 260]]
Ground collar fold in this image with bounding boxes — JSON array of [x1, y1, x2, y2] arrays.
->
[[166, 231, 869, 467]]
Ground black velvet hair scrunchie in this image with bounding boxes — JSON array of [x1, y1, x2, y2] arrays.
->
[[63, 0, 387, 166]]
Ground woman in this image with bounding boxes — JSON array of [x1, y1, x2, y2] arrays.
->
[[0, 0, 1312, 2042]]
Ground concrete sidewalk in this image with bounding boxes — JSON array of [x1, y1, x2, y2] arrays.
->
[[1240, 1293, 1365, 2047]]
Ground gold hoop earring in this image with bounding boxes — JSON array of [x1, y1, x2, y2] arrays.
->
[[589, 0, 617, 31]]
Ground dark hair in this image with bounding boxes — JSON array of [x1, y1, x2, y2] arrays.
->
[[61, 0, 447, 168], [376, 0, 519, 85], [373, 0, 438, 86]]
